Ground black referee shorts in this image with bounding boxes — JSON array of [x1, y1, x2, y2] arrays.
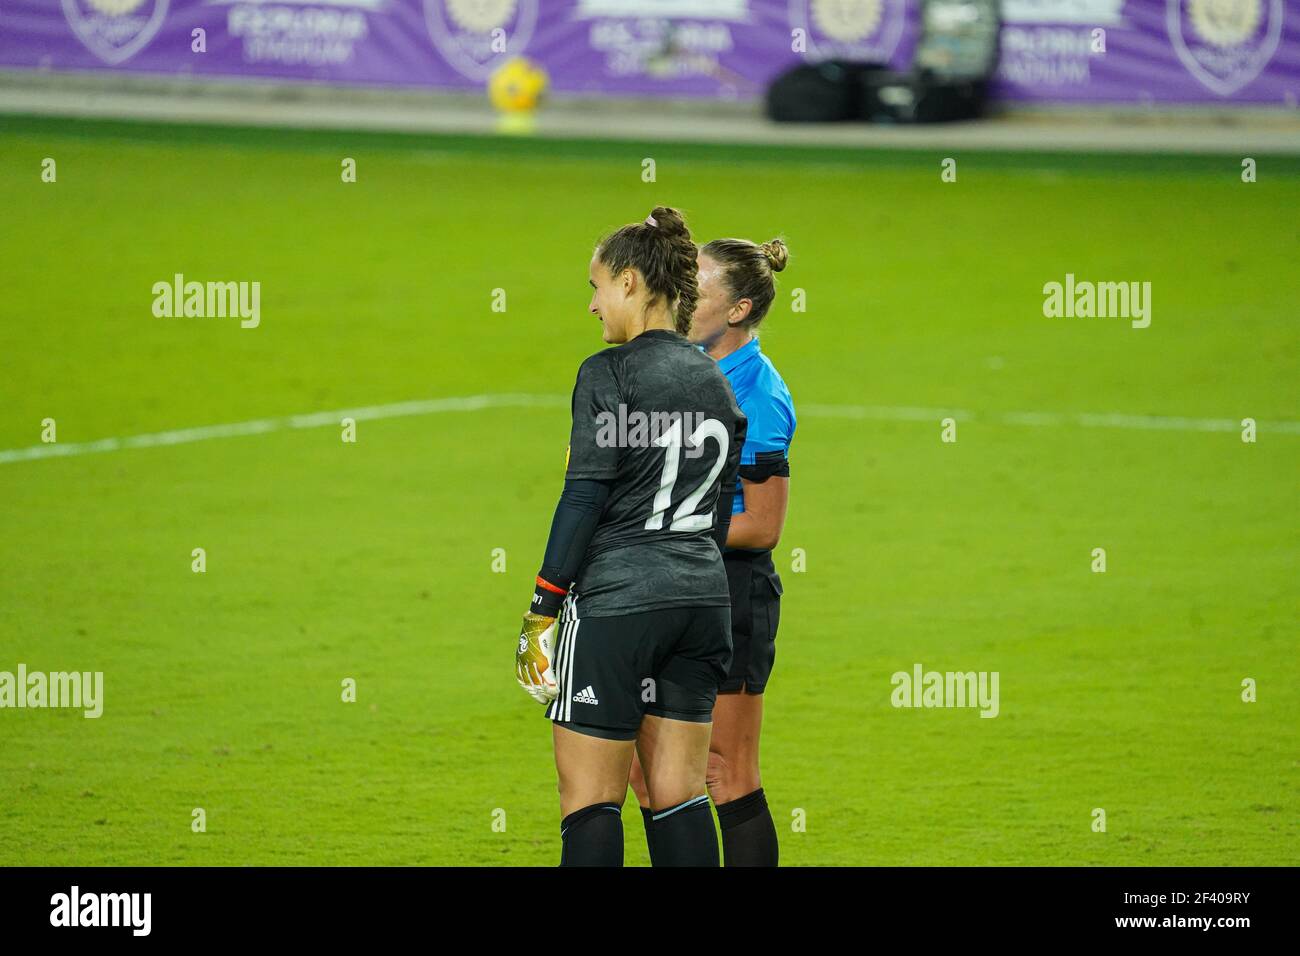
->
[[719, 549, 783, 695], [547, 595, 732, 741]]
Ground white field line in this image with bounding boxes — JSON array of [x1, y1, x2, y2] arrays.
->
[[1, 394, 1296, 466], [798, 404, 1300, 434], [0, 394, 567, 465]]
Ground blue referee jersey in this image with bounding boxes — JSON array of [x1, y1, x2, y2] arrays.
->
[[717, 337, 796, 517]]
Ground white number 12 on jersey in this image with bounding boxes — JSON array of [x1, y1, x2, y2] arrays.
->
[[644, 417, 729, 532]]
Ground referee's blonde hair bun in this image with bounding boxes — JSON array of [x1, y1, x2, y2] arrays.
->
[[700, 235, 790, 330], [759, 238, 789, 273]]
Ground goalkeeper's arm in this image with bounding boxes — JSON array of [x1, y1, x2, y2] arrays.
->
[[516, 478, 611, 700], [529, 478, 611, 616]]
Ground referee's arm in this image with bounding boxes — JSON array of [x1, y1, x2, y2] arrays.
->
[[727, 474, 789, 552]]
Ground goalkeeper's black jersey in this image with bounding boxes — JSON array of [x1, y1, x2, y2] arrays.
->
[[564, 329, 746, 618]]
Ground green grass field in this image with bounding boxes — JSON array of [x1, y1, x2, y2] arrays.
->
[[0, 115, 1296, 866]]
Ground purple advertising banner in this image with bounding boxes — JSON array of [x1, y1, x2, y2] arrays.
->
[[995, 0, 1299, 102], [0, 1, 1295, 105]]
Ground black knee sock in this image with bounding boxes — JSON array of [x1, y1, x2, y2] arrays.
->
[[715, 788, 778, 867], [647, 795, 718, 867], [560, 802, 623, 866], [639, 806, 657, 861]]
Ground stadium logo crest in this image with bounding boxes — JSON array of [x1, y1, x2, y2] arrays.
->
[[1167, 0, 1283, 96], [790, 0, 907, 63], [424, 0, 539, 81], [62, 0, 169, 65]]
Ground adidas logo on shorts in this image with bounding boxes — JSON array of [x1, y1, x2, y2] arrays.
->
[[572, 685, 599, 705]]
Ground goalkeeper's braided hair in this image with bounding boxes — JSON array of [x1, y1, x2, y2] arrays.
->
[[597, 206, 699, 335], [700, 236, 789, 332]]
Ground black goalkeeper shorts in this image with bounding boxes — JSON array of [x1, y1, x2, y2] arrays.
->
[[719, 549, 783, 695], [546, 594, 732, 741]]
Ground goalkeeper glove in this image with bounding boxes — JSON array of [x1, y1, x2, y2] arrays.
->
[[515, 611, 559, 705]]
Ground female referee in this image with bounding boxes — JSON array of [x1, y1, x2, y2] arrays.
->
[[629, 236, 795, 866], [514, 207, 748, 867]]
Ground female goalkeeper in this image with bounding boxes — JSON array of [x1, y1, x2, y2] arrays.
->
[[514, 207, 747, 867], [629, 236, 795, 866]]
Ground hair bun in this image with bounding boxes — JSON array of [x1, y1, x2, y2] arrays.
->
[[650, 206, 689, 239], [760, 238, 788, 273], [598, 207, 698, 336]]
